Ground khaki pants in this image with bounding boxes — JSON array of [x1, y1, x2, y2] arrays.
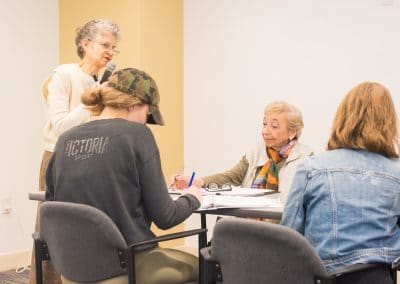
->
[[29, 151, 62, 284], [62, 246, 198, 284]]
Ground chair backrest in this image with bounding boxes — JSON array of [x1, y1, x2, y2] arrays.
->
[[207, 218, 330, 284], [39, 201, 128, 282]]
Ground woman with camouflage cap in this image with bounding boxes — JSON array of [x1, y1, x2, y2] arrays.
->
[[31, 19, 121, 284], [45, 68, 203, 283]]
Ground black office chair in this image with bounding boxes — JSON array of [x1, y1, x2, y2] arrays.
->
[[200, 218, 398, 284], [33, 201, 207, 284]]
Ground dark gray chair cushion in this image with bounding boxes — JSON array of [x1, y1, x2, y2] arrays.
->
[[203, 218, 329, 284], [39, 201, 128, 282], [202, 218, 396, 284]]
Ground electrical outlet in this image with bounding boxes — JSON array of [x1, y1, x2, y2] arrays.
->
[[2, 197, 12, 214]]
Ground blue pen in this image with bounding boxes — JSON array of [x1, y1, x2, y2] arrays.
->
[[188, 172, 196, 187]]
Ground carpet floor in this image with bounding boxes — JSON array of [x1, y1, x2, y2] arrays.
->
[[0, 269, 29, 284]]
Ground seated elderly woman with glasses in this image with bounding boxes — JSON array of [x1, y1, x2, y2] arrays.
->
[[171, 101, 313, 204]]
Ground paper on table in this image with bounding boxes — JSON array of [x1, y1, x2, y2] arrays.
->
[[169, 186, 275, 197], [205, 186, 275, 196], [199, 195, 282, 210]]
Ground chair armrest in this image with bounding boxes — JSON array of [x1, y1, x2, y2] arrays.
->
[[129, 228, 207, 249], [329, 263, 384, 277], [29, 192, 46, 201]]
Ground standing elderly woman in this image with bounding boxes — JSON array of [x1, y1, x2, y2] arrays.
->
[[281, 82, 400, 282], [41, 19, 120, 190], [172, 101, 313, 203], [30, 19, 121, 284]]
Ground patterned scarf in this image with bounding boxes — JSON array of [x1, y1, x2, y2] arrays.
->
[[251, 139, 297, 190]]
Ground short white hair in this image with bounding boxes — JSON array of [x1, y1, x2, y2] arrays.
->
[[264, 101, 304, 138], [75, 19, 121, 59]]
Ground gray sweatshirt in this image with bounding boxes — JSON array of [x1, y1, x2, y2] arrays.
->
[[46, 118, 200, 249]]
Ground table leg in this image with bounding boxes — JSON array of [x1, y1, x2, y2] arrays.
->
[[199, 213, 209, 284]]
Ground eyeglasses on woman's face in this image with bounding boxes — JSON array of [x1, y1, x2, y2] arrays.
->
[[93, 40, 120, 55]]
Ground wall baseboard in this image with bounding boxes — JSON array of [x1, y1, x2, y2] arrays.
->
[[0, 249, 30, 272]]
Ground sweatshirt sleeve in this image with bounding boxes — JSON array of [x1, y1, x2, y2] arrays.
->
[[137, 128, 200, 229]]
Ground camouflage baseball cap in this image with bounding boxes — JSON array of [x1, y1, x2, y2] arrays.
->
[[107, 68, 164, 125]]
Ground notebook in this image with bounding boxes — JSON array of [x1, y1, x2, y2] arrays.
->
[[169, 186, 275, 197]]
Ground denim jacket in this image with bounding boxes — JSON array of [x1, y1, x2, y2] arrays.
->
[[281, 149, 400, 271]]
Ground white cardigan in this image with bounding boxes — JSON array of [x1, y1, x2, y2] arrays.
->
[[42, 64, 95, 151]]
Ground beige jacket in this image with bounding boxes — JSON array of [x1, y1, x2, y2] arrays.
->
[[203, 141, 313, 204], [243, 141, 313, 204]]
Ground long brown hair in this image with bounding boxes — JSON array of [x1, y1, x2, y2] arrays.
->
[[81, 86, 142, 116], [327, 82, 399, 158]]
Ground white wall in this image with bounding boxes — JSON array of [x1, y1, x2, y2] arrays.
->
[[184, 0, 400, 174], [0, 0, 58, 268], [184, 0, 400, 242]]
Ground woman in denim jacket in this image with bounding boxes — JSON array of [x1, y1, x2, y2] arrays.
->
[[281, 82, 400, 274]]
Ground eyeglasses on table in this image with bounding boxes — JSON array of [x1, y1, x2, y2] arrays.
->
[[204, 183, 232, 192]]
